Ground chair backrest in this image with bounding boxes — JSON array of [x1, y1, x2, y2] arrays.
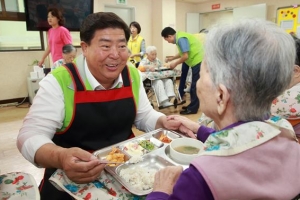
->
[[0, 172, 40, 199]]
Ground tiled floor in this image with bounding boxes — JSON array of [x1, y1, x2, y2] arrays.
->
[[0, 97, 201, 185]]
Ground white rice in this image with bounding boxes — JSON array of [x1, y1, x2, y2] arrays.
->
[[128, 155, 143, 164], [119, 166, 157, 191]]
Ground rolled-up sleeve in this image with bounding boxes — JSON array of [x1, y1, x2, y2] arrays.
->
[[17, 75, 65, 166], [134, 71, 164, 132]]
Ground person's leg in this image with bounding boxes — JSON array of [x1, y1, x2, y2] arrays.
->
[[152, 80, 168, 104], [181, 63, 200, 114], [162, 79, 175, 98], [179, 62, 189, 101], [184, 68, 192, 92], [188, 63, 200, 112]]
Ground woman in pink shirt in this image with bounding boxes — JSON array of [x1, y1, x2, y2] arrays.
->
[[38, 8, 72, 66]]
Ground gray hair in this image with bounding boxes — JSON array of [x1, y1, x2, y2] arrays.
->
[[62, 44, 76, 54], [204, 19, 295, 121], [146, 46, 157, 54]]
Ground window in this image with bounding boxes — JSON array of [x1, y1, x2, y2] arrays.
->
[[0, 0, 80, 51], [0, 0, 43, 51], [0, 0, 25, 21], [70, 32, 81, 47]]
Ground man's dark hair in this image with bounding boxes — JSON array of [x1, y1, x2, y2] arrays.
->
[[80, 12, 130, 45], [161, 27, 176, 38], [129, 21, 141, 34]]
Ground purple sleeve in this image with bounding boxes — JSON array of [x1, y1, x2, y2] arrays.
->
[[197, 126, 215, 142], [146, 165, 213, 200]]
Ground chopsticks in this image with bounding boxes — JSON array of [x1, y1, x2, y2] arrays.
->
[[99, 160, 124, 164], [75, 159, 124, 164]]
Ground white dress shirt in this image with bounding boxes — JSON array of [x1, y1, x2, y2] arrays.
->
[[17, 60, 164, 165]]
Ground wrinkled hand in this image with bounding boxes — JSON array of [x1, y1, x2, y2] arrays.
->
[[152, 166, 183, 194], [59, 147, 106, 184], [149, 67, 155, 72], [167, 115, 199, 138]]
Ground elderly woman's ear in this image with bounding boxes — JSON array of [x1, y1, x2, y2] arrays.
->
[[293, 65, 300, 77], [289, 65, 300, 88], [216, 83, 230, 115]]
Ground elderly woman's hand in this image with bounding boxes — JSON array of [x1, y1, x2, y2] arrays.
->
[[152, 166, 183, 195], [149, 66, 156, 72]]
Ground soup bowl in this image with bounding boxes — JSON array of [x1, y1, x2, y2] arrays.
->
[[169, 137, 204, 165]]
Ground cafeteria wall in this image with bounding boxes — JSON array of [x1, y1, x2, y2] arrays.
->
[[195, 0, 298, 22], [0, 0, 296, 102]]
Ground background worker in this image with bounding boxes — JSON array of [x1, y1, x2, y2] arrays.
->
[[161, 27, 204, 115], [128, 21, 146, 67]]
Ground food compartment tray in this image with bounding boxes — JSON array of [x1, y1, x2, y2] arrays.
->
[[92, 129, 187, 195], [107, 153, 175, 196], [118, 136, 164, 156], [93, 147, 131, 166], [152, 129, 182, 143]]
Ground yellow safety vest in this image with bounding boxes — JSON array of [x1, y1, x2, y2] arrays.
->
[[128, 34, 144, 62]]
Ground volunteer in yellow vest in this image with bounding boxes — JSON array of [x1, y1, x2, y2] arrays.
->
[[185, 29, 208, 93], [128, 21, 146, 67], [17, 12, 180, 200], [162, 27, 204, 115]]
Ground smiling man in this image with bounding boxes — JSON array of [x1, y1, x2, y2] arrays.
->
[[17, 12, 180, 200]]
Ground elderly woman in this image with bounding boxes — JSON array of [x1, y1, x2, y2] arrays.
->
[[147, 19, 300, 200], [271, 34, 300, 139], [138, 46, 176, 108]]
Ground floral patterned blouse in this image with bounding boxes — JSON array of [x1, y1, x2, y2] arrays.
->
[[271, 83, 300, 120]]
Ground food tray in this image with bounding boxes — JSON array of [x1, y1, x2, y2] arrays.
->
[[112, 154, 174, 196], [93, 128, 189, 196], [155, 66, 170, 71]]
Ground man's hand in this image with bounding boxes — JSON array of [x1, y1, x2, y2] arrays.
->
[[59, 147, 106, 183], [166, 115, 200, 138]]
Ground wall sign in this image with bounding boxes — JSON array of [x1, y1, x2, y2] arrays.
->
[[277, 5, 300, 37], [116, 0, 127, 5], [212, 4, 220, 10]]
